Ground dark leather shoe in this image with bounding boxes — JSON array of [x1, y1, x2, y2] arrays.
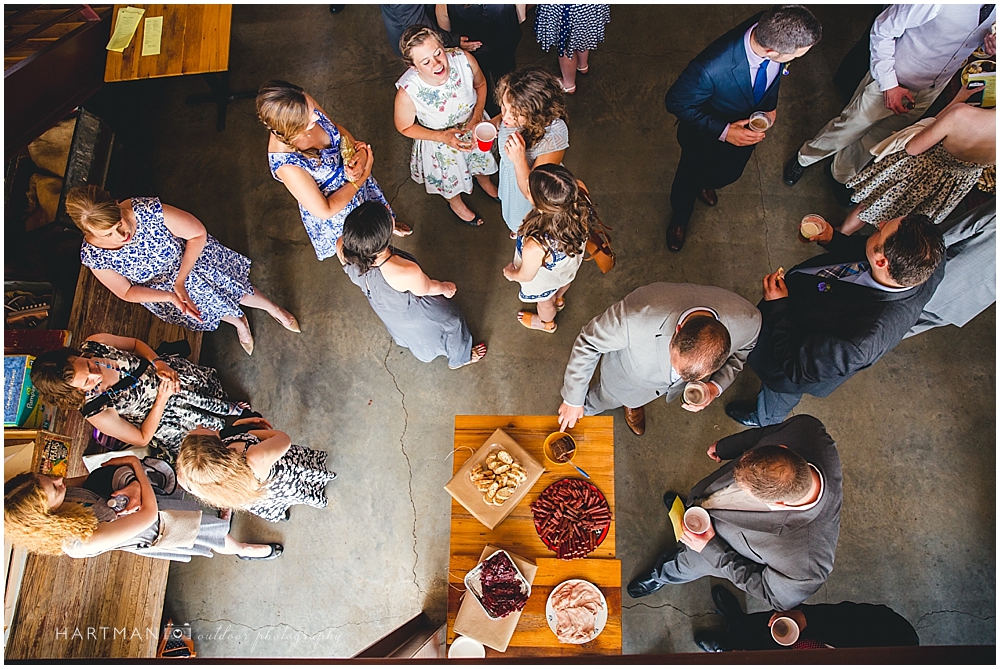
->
[[666, 217, 688, 252], [662, 490, 683, 510], [712, 585, 745, 620], [697, 188, 718, 206], [694, 631, 732, 652], [783, 156, 806, 185], [825, 162, 855, 206], [624, 406, 645, 436], [725, 401, 760, 427], [627, 545, 679, 598]]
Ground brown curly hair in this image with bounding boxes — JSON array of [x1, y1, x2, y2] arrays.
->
[[518, 164, 593, 257], [256, 80, 322, 162], [30, 347, 86, 410], [177, 433, 265, 510], [4, 473, 99, 556], [495, 68, 567, 150]]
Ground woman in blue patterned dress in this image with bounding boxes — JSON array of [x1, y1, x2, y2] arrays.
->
[[257, 80, 411, 262], [67, 186, 298, 356], [535, 4, 611, 94], [502, 165, 592, 333], [393, 26, 499, 227]]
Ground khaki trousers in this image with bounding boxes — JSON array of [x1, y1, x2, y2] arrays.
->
[[796, 72, 943, 183]]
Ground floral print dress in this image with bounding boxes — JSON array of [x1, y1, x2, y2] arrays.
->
[[222, 433, 337, 523], [80, 341, 241, 462], [80, 197, 252, 332], [512, 233, 584, 302], [268, 110, 393, 261], [396, 48, 498, 198]]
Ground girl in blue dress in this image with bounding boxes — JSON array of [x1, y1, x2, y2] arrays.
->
[[257, 80, 411, 262], [67, 186, 299, 356]]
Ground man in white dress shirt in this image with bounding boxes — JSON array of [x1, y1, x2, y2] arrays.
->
[[783, 3, 997, 188]]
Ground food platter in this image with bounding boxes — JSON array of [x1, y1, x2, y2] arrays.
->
[[464, 549, 531, 620], [530, 478, 611, 559], [962, 59, 996, 85], [545, 579, 608, 644]]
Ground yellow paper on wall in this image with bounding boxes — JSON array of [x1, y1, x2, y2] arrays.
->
[[106, 6, 145, 52], [668, 494, 686, 542], [141, 16, 163, 56]]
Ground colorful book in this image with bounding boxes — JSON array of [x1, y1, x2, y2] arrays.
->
[[3, 356, 41, 428]]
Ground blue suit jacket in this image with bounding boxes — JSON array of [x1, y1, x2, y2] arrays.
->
[[664, 13, 781, 139]]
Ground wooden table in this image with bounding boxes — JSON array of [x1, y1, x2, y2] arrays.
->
[[447, 415, 621, 657], [104, 4, 252, 130]]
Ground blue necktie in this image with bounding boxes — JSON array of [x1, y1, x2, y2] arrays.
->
[[753, 59, 770, 104]]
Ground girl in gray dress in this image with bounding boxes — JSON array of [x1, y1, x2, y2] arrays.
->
[[336, 202, 487, 369]]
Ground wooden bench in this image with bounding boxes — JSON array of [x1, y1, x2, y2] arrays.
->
[[5, 267, 201, 659]]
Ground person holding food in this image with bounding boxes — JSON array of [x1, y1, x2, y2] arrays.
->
[[783, 4, 996, 195], [839, 85, 995, 234], [336, 201, 487, 369], [557, 282, 761, 437], [176, 417, 337, 524], [30, 333, 247, 463], [502, 164, 591, 334], [627, 415, 842, 613], [4, 455, 281, 561]]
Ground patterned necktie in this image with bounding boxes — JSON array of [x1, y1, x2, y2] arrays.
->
[[753, 59, 770, 104], [815, 261, 871, 281], [980, 4, 994, 24]]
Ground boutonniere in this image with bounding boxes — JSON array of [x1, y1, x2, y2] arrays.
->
[[781, 64, 791, 77], [817, 281, 832, 293]]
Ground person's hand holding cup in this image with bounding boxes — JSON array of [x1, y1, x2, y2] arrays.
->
[[798, 214, 832, 244]]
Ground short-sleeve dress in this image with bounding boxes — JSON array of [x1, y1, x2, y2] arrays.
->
[[535, 4, 611, 57], [220, 433, 337, 523], [268, 110, 393, 261], [78, 340, 240, 462], [498, 119, 569, 232], [396, 48, 498, 198], [512, 233, 585, 302], [342, 249, 474, 368], [80, 197, 252, 332]]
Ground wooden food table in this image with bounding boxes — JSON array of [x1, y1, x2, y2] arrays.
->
[[448, 415, 621, 657], [104, 4, 252, 130]]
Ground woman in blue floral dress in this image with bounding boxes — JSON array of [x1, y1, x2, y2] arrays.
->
[[393, 26, 499, 227], [67, 186, 299, 356], [257, 80, 411, 262]]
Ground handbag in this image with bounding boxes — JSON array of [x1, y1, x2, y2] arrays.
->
[[578, 184, 615, 273]]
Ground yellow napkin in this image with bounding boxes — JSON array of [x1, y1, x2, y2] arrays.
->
[[668, 495, 686, 542]]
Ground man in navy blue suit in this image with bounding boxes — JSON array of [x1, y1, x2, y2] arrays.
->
[[664, 6, 822, 252]]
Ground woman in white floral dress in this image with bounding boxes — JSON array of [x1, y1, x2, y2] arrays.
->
[[394, 26, 499, 227]]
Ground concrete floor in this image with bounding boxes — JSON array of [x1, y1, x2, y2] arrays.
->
[[101, 4, 995, 656]]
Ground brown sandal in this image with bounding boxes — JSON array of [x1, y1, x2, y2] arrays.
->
[[518, 311, 557, 333]]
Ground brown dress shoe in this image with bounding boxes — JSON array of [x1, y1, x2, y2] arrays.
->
[[624, 406, 646, 436], [666, 220, 687, 252], [697, 189, 718, 206]]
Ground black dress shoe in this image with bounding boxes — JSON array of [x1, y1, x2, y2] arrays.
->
[[662, 490, 684, 510], [783, 156, 806, 185], [697, 188, 718, 206], [711, 585, 745, 620], [627, 545, 679, 598], [825, 162, 855, 206], [725, 401, 760, 427], [694, 630, 732, 652]]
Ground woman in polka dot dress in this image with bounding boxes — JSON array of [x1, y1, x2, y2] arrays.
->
[[534, 4, 611, 94]]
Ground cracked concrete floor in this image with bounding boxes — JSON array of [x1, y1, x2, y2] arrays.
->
[[92, 4, 995, 656]]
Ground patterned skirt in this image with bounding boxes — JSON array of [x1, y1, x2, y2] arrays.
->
[[246, 444, 338, 523], [847, 143, 986, 225], [535, 4, 611, 56]]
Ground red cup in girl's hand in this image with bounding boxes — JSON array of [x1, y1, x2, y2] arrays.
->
[[474, 122, 497, 151]]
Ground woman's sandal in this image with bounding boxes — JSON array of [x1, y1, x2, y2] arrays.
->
[[392, 221, 413, 237], [449, 204, 485, 227], [561, 84, 577, 94], [237, 542, 283, 561], [554, 296, 566, 312], [237, 317, 254, 356], [577, 65, 589, 74], [271, 308, 301, 333], [518, 311, 557, 333], [450, 342, 488, 369]]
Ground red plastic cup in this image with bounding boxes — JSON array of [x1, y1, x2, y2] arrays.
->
[[474, 122, 497, 152]]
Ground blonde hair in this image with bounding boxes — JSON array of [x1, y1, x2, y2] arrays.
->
[[399, 25, 444, 67], [4, 473, 99, 556], [177, 433, 265, 510], [495, 68, 567, 150], [31, 347, 86, 410], [256, 79, 321, 161], [65, 185, 121, 235]]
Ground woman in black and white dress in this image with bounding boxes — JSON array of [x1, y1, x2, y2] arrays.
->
[[534, 4, 611, 94]]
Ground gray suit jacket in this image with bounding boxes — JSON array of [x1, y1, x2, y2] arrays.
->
[[560, 283, 761, 408], [906, 200, 996, 337], [690, 415, 843, 611]]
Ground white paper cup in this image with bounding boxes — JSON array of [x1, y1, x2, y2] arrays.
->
[[770, 616, 800, 646], [683, 506, 711, 534], [448, 635, 486, 658], [683, 381, 709, 406], [474, 122, 497, 151]]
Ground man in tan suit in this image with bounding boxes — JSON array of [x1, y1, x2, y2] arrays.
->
[[557, 283, 761, 436]]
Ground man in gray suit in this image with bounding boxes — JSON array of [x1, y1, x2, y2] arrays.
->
[[557, 283, 761, 436], [628, 415, 843, 612], [905, 200, 996, 338]]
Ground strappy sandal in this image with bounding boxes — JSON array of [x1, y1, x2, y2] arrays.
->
[[577, 65, 589, 74], [271, 308, 301, 333], [450, 342, 488, 369], [561, 83, 577, 94], [392, 221, 413, 237], [518, 311, 557, 333], [554, 297, 566, 312], [449, 204, 484, 227], [237, 542, 283, 561]]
